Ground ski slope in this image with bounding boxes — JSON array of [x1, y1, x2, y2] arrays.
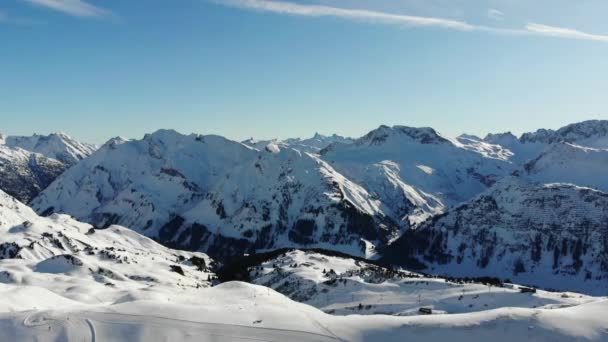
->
[[1, 281, 607, 342]]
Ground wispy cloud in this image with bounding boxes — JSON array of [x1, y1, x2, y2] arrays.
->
[[214, 0, 475, 31], [213, 0, 608, 43], [526, 23, 608, 43], [23, 0, 108, 17], [487, 8, 503, 21]]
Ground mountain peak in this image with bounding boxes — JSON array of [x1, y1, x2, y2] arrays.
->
[[457, 134, 482, 142], [520, 120, 608, 147], [483, 131, 517, 142], [358, 125, 448, 146], [2, 132, 97, 166]]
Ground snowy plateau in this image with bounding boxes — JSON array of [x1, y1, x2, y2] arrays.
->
[[0, 120, 607, 341]]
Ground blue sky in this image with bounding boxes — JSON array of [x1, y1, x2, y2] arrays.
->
[[1, 0, 607, 144]]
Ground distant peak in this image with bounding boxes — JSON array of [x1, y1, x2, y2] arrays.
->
[[358, 125, 448, 146], [143, 129, 187, 144], [101, 136, 129, 150], [520, 120, 608, 145], [483, 132, 518, 143], [457, 134, 482, 142]]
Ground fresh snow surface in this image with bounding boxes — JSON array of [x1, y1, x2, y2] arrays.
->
[[250, 250, 601, 316], [2, 265, 607, 341], [0, 189, 213, 307], [1, 192, 608, 341]]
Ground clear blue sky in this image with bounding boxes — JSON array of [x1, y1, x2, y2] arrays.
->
[[1, 0, 607, 144]]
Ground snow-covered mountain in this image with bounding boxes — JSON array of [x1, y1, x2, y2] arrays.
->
[[26, 120, 608, 266], [456, 134, 514, 161], [320, 125, 514, 226], [0, 132, 97, 203], [243, 132, 354, 154], [482, 120, 608, 164], [1, 132, 97, 167], [283, 133, 355, 153], [520, 143, 608, 192], [247, 250, 599, 315], [2, 121, 608, 341], [520, 120, 608, 148], [32, 130, 395, 259], [0, 144, 66, 203], [0, 189, 213, 297], [383, 178, 608, 295]]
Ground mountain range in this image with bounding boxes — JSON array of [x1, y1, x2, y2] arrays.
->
[[1, 120, 606, 294], [1, 120, 608, 341]]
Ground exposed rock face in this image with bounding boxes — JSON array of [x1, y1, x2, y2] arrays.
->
[[0, 145, 66, 203], [383, 179, 608, 295]]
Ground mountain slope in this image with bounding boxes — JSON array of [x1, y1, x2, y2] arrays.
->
[[32, 130, 395, 259], [520, 120, 608, 148], [2, 279, 606, 342], [0, 189, 213, 298], [481, 120, 608, 164], [320, 125, 514, 227], [0, 145, 66, 203], [519, 143, 608, 192], [383, 178, 608, 295], [2, 132, 97, 167], [247, 250, 597, 316]]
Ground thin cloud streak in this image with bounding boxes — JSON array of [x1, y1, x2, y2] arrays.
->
[[23, 0, 108, 17], [215, 0, 475, 30], [527, 23, 608, 43], [214, 0, 608, 43]]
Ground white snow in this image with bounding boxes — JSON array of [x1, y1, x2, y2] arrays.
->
[[2, 189, 608, 341], [3, 132, 96, 166], [251, 250, 602, 316]]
